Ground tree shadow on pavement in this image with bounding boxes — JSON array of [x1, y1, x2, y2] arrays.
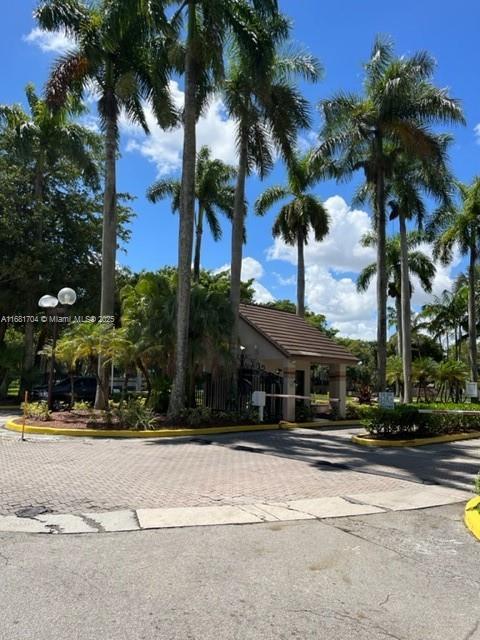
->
[[143, 427, 480, 492]]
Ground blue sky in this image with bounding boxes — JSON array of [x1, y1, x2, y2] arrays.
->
[[2, 1, 480, 338]]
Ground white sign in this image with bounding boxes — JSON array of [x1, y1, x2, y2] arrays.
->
[[252, 391, 266, 407], [378, 392, 395, 409], [466, 382, 478, 398]]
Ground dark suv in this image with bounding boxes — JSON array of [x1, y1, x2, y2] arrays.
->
[[32, 377, 97, 406]]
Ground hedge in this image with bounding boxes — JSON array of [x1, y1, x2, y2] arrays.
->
[[360, 405, 480, 438]]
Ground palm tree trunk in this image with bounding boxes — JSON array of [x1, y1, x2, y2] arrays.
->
[[193, 206, 203, 282], [94, 84, 117, 410], [21, 162, 44, 395], [395, 295, 403, 358], [399, 209, 412, 403], [296, 229, 305, 317], [168, 1, 197, 416], [374, 134, 387, 391], [230, 135, 248, 359], [468, 235, 478, 383]]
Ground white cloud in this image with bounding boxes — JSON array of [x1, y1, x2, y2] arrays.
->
[[23, 28, 75, 54], [266, 195, 462, 339], [475, 123, 480, 144], [215, 257, 274, 304], [122, 81, 237, 176], [267, 195, 375, 273]]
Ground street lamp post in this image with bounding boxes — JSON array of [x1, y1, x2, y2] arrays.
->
[[38, 288, 77, 410]]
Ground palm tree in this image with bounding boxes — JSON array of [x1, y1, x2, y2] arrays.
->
[[435, 359, 469, 402], [357, 233, 436, 357], [36, 0, 177, 408], [168, 0, 285, 416], [0, 84, 99, 390], [419, 288, 467, 359], [315, 36, 464, 391], [386, 143, 454, 402], [225, 40, 321, 354], [434, 179, 480, 383], [255, 154, 329, 316], [147, 146, 236, 281], [412, 357, 438, 402]]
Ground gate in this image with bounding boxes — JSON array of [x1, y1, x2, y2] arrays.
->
[[194, 363, 283, 421]]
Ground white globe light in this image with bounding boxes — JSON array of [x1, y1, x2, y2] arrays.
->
[[38, 295, 58, 309], [57, 287, 77, 306]]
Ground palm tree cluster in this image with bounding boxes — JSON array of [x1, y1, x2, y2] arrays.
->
[[28, 2, 475, 412]]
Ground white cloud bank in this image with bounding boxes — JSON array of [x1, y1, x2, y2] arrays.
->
[[267, 195, 459, 340], [23, 28, 75, 54], [215, 257, 274, 304], [122, 82, 237, 176]]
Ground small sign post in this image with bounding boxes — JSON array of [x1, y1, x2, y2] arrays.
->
[[252, 390, 266, 422], [378, 391, 395, 410]]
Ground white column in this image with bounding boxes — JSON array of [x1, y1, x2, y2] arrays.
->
[[282, 360, 296, 422], [329, 363, 347, 418]]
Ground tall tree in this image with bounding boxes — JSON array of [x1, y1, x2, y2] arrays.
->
[[168, 0, 284, 415], [434, 179, 480, 383], [315, 36, 464, 391], [147, 146, 236, 281], [255, 153, 329, 316], [225, 38, 321, 356], [0, 84, 99, 390], [36, 0, 177, 408], [358, 231, 436, 396], [386, 143, 454, 402]]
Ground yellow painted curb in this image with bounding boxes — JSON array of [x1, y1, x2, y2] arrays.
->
[[5, 418, 282, 439], [279, 419, 360, 429], [352, 431, 480, 448], [464, 496, 480, 541], [5, 417, 359, 439]]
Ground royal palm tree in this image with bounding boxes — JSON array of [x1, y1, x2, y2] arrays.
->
[[434, 179, 480, 383], [315, 36, 464, 390], [168, 0, 285, 415], [384, 143, 454, 402], [0, 84, 99, 390], [255, 153, 329, 316], [36, 0, 177, 408], [419, 289, 466, 359], [147, 146, 236, 281], [225, 40, 321, 354], [358, 231, 436, 400]]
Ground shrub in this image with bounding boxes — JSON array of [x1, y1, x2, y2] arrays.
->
[[295, 401, 315, 423], [22, 401, 51, 421], [346, 401, 374, 420], [72, 400, 92, 412], [115, 397, 156, 430], [363, 404, 480, 438], [167, 407, 258, 428], [363, 406, 429, 437], [475, 473, 480, 496]]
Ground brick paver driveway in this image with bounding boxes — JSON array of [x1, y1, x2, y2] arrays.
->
[[1, 413, 478, 516]]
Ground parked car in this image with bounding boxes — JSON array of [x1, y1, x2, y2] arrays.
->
[[31, 377, 97, 406]]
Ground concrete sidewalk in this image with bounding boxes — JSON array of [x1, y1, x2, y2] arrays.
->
[[0, 484, 471, 534]]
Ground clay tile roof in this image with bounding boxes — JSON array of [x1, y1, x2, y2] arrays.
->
[[239, 303, 358, 363]]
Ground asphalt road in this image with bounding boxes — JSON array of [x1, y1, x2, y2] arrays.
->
[[1, 503, 479, 640]]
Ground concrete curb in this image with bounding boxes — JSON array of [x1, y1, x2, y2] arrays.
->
[[5, 417, 359, 439], [0, 486, 471, 535], [464, 496, 480, 541], [351, 431, 480, 448]]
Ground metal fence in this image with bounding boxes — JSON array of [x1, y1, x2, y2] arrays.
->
[[194, 366, 284, 421]]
